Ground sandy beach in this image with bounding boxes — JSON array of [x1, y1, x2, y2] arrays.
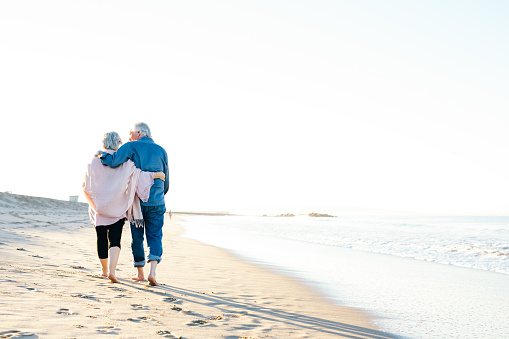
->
[[0, 193, 398, 338]]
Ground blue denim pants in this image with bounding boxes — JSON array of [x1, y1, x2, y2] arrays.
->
[[131, 205, 165, 267]]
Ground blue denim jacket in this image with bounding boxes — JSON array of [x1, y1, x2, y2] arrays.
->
[[100, 137, 169, 206]]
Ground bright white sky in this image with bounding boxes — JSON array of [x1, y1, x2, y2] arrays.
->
[[1, 0, 509, 215]]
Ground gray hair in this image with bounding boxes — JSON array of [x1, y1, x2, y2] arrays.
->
[[133, 122, 151, 137], [102, 131, 122, 150]]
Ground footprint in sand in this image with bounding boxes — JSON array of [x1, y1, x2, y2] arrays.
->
[[187, 319, 208, 326], [130, 303, 148, 310], [96, 325, 119, 334], [108, 286, 126, 292], [56, 308, 77, 315], [156, 330, 182, 338], [0, 330, 37, 338], [127, 316, 150, 322], [171, 306, 182, 312], [163, 296, 182, 304], [109, 286, 128, 297], [71, 293, 99, 302]]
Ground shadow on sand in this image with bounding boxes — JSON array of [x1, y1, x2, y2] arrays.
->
[[123, 280, 402, 339]]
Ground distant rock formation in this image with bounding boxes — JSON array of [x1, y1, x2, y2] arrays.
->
[[276, 213, 295, 217], [308, 213, 335, 217]]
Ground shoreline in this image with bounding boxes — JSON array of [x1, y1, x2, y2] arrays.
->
[[0, 195, 398, 338], [179, 214, 509, 338], [166, 218, 397, 338]]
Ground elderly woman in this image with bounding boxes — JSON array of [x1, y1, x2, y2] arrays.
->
[[83, 131, 165, 283]]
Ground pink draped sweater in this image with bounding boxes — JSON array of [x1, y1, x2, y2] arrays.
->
[[83, 150, 154, 227]]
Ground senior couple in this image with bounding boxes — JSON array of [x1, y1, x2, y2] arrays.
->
[[83, 122, 169, 286]]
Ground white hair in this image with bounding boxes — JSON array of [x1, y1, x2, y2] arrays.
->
[[102, 131, 122, 150], [133, 122, 151, 137]]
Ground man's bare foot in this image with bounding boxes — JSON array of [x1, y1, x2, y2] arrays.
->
[[108, 274, 120, 283], [130, 275, 145, 281], [147, 276, 158, 286]]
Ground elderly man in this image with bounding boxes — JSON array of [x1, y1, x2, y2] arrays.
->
[[100, 122, 169, 286]]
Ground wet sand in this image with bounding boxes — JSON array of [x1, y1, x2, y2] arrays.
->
[[0, 193, 398, 338]]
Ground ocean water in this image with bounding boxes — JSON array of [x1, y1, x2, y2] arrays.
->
[[179, 215, 509, 338]]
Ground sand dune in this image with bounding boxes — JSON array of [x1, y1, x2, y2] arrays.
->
[[0, 192, 397, 338]]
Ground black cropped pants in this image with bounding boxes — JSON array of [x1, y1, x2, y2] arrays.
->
[[95, 218, 125, 259]]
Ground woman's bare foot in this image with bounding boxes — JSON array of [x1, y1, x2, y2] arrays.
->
[[108, 274, 120, 283], [147, 276, 158, 286], [100, 258, 108, 277]]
